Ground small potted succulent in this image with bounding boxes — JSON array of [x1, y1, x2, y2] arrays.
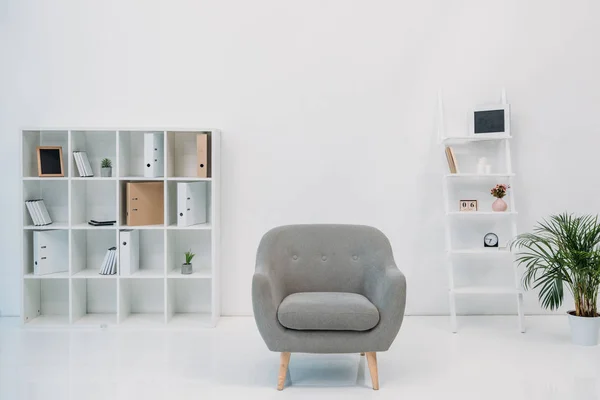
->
[[490, 183, 509, 212], [182, 249, 195, 275], [101, 158, 112, 177]]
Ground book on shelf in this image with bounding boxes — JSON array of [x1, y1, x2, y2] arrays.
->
[[99, 247, 117, 275], [73, 151, 94, 177], [88, 219, 116, 226], [25, 199, 53, 226], [445, 146, 459, 174]]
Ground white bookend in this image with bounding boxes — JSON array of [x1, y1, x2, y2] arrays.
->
[[119, 230, 139, 276], [144, 133, 164, 177], [37, 200, 53, 225], [177, 182, 207, 227], [33, 230, 68, 275]]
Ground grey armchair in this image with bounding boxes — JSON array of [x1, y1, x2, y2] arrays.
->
[[252, 224, 407, 390]]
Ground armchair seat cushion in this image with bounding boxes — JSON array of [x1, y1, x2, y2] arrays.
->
[[277, 292, 379, 331]]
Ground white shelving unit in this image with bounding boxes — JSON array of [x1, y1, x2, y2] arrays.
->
[[20, 128, 221, 328], [439, 92, 525, 333]]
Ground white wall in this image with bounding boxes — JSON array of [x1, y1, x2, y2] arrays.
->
[[1, 0, 599, 317]]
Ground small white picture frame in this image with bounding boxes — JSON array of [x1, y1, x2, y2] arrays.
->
[[471, 104, 510, 137]]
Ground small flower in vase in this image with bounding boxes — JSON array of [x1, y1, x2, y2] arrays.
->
[[490, 184, 510, 212]]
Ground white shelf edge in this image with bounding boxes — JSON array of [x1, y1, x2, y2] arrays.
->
[[447, 211, 518, 216], [72, 269, 118, 279], [452, 287, 523, 295], [166, 223, 212, 230], [24, 272, 69, 279], [167, 269, 212, 279], [166, 177, 212, 181], [118, 176, 165, 181], [23, 223, 69, 230], [23, 177, 68, 181], [445, 173, 515, 178], [448, 249, 511, 255], [442, 135, 512, 144], [71, 223, 117, 230]]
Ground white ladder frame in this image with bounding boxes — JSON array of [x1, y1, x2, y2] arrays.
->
[[438, 90, 525, 333]]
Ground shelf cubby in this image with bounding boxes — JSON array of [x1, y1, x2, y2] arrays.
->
[[166, 180, 212, 228], [23, 179, 69, 227], [71, 229, 118, 277], [119, 278, 165, 326], [21, 129, 221, 328], [22, 230, 69, 277], [22, 130, 69, 178], [166, 131, 211, 178], [72, 278, 117, 325], [119, 230, 165, 278], [71, 180, 117, 225], [119, 131, 165, 178], [167, 229, 211, 277], [23, 278, 70, 326], [166, 279, 212, 327], [70, 130, 117, 177]]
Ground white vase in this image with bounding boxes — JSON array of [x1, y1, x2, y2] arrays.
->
[[568, 311, 600, 346]]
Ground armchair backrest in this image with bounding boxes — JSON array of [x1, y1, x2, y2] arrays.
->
[[256, 224, 394, 295]]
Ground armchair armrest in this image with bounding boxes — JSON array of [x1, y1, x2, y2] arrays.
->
[[252, 262, 287, 350], [363, 264, 407, 347]]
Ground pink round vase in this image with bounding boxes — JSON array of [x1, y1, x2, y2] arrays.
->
[[492, 198, 508, 212]]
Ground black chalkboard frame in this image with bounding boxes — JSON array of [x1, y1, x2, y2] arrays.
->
[[472, 103, 511, 137], [37, 146, 65, 177]]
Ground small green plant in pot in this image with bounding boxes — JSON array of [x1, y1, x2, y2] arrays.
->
[[101, 158, 112, 177], [182, 249, 195, 275], [511, 213, 600, 345]]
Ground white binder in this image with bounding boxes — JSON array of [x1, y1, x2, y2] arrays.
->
[[177, 182, 207, 227], [144, 133, 164, 177], [119, 230, 139, 276], [33, 230, 68, 275]]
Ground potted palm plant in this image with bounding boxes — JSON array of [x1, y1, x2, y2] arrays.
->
[[101, 158, 112, 177], [511, 213, 600, 346], [182, 249, 195, 275]]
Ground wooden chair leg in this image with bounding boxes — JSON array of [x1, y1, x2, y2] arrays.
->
[[365, 352, 379, 390], [277, 352, 291, 391]]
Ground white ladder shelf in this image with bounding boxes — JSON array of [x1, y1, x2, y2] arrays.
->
[[438, 91, 525, 333]]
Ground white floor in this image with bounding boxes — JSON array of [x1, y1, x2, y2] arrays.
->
[[1, 316, 599, 400]]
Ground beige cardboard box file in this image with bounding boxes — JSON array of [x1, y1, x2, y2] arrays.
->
[[126, 182, 164, 226], [196, 133, 212, 178]]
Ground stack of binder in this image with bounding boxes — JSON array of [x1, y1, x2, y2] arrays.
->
[[26, 199, 53, 226], [73, 151, 94, 177], [33, 230, 68, 275], [99, 247, 117, 275]]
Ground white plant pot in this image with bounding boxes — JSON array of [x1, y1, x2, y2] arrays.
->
[[567, 311, 600, 346]]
